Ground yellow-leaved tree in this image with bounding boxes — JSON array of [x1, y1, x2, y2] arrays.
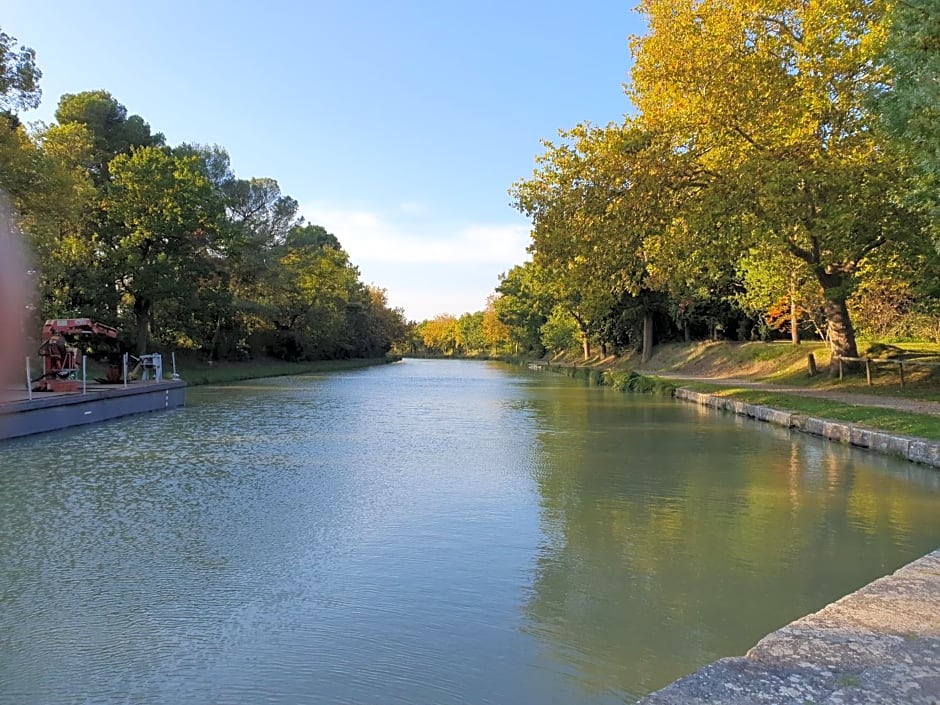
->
[[630, 0, 921, 365]]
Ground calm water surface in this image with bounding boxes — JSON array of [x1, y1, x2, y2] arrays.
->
[[1, 359, 939, 704]]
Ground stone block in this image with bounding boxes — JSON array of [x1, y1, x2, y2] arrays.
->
[[823, 422, 851, 443], [870, 432, 911, 459], [801, 417, 825, 436], [908, 441, 940, 468], [849, 427, 872, 448]]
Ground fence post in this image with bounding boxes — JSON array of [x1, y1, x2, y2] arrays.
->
[[807, 353, 817, 377], [865, 358, 872, 386], [898, 362, 905, 388], [838, 356, 843, 381]]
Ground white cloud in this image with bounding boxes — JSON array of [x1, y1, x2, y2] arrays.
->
[[298, 202, 533, 320], [300, 203, 530, 266], [398, 201, 428, 215]]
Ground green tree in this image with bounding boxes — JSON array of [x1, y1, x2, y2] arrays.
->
[[55, 90, 163, 183], [735, 245, 823, 344], [630, 0, 915, 366], [0, 27, 41, 112], [103, 146, 223, 353], [874, 0, 940, 241], [495, 261, 554, 356], [511, 123, 662, 360], [540, 305, 581, 354], [456, 311, 486, 354]]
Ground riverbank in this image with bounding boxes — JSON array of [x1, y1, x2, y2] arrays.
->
[[537, 341, 940, 441]]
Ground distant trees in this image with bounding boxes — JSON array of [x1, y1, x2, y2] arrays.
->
[[3, 30, 407, 361]]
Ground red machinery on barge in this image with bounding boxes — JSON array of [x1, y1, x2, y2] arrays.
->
[[33, 318, 119, 392]]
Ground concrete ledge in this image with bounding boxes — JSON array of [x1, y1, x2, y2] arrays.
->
[[672, 387, 940, 469], [638, 549, 940, 704], [0, 380, 186, 440]]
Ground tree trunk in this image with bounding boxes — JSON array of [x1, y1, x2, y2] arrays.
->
[[642, 310, 654, 363], [790, 273, 800, 345], [134, 298, 152, 355], [817, 272, 859, 375], [570, 311, 591, 360]]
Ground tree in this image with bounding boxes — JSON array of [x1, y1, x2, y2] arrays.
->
[[481, 295, 512, 354], [630, 0, 915, 366], [419, 315, 459, 355], [103, 146, 223, 353], [262, 243, 361, 360], [55, 90, 163, 183], [0, 28, 41, 113], [495, 262, 554, 356], [874, 0, 940, 241], [735, 245, 823, 344], [511, 123, 664, 360], [456, 311, 486, 354]]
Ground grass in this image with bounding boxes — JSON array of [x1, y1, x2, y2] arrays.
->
[[680, 381, 940, 439]]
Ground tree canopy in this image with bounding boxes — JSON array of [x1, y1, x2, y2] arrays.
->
[[4, 37, 407, 363]]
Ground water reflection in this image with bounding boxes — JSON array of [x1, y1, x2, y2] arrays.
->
[[521, 381, 940, 697], [0, 361, 938, 704]]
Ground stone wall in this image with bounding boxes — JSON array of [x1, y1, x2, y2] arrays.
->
[[673, 388, 940, 468]]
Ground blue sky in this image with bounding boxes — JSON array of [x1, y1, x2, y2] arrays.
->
[[7, 1, 644, 321]]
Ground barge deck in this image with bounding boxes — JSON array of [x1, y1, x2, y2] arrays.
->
[[0, 380, 186, 440]]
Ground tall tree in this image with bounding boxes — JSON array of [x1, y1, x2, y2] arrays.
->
[[0, 27, 41, 113], [55, 90, 163, 183], [511, 123, 663, 359], [630, 0, 913, 365], [495, 261, 554, 356], [874, 0, 940, 241], [103, 146, 223, 353]]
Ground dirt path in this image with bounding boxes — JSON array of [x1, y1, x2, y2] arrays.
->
[[652, 373, 940, 417]]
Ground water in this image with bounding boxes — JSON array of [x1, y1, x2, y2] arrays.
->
[[1, 358, 938, 704]]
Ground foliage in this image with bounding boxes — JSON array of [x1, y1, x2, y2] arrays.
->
[[0, 40, 407, 362], [0, 27, 41, 112], [540, 306, 581, 353], [873, 0, 940, 240]]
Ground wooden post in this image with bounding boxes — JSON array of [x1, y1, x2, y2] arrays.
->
[[865, 358, 872, 386], [807, 353, 817, 377], [838, 356, 843, 381], [898, 362, 905, 388]]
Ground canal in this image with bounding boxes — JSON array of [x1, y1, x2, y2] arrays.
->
[[1, 358, 939, 704]]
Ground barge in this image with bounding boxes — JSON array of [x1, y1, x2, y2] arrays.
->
[[0, 379, 186, 441]]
